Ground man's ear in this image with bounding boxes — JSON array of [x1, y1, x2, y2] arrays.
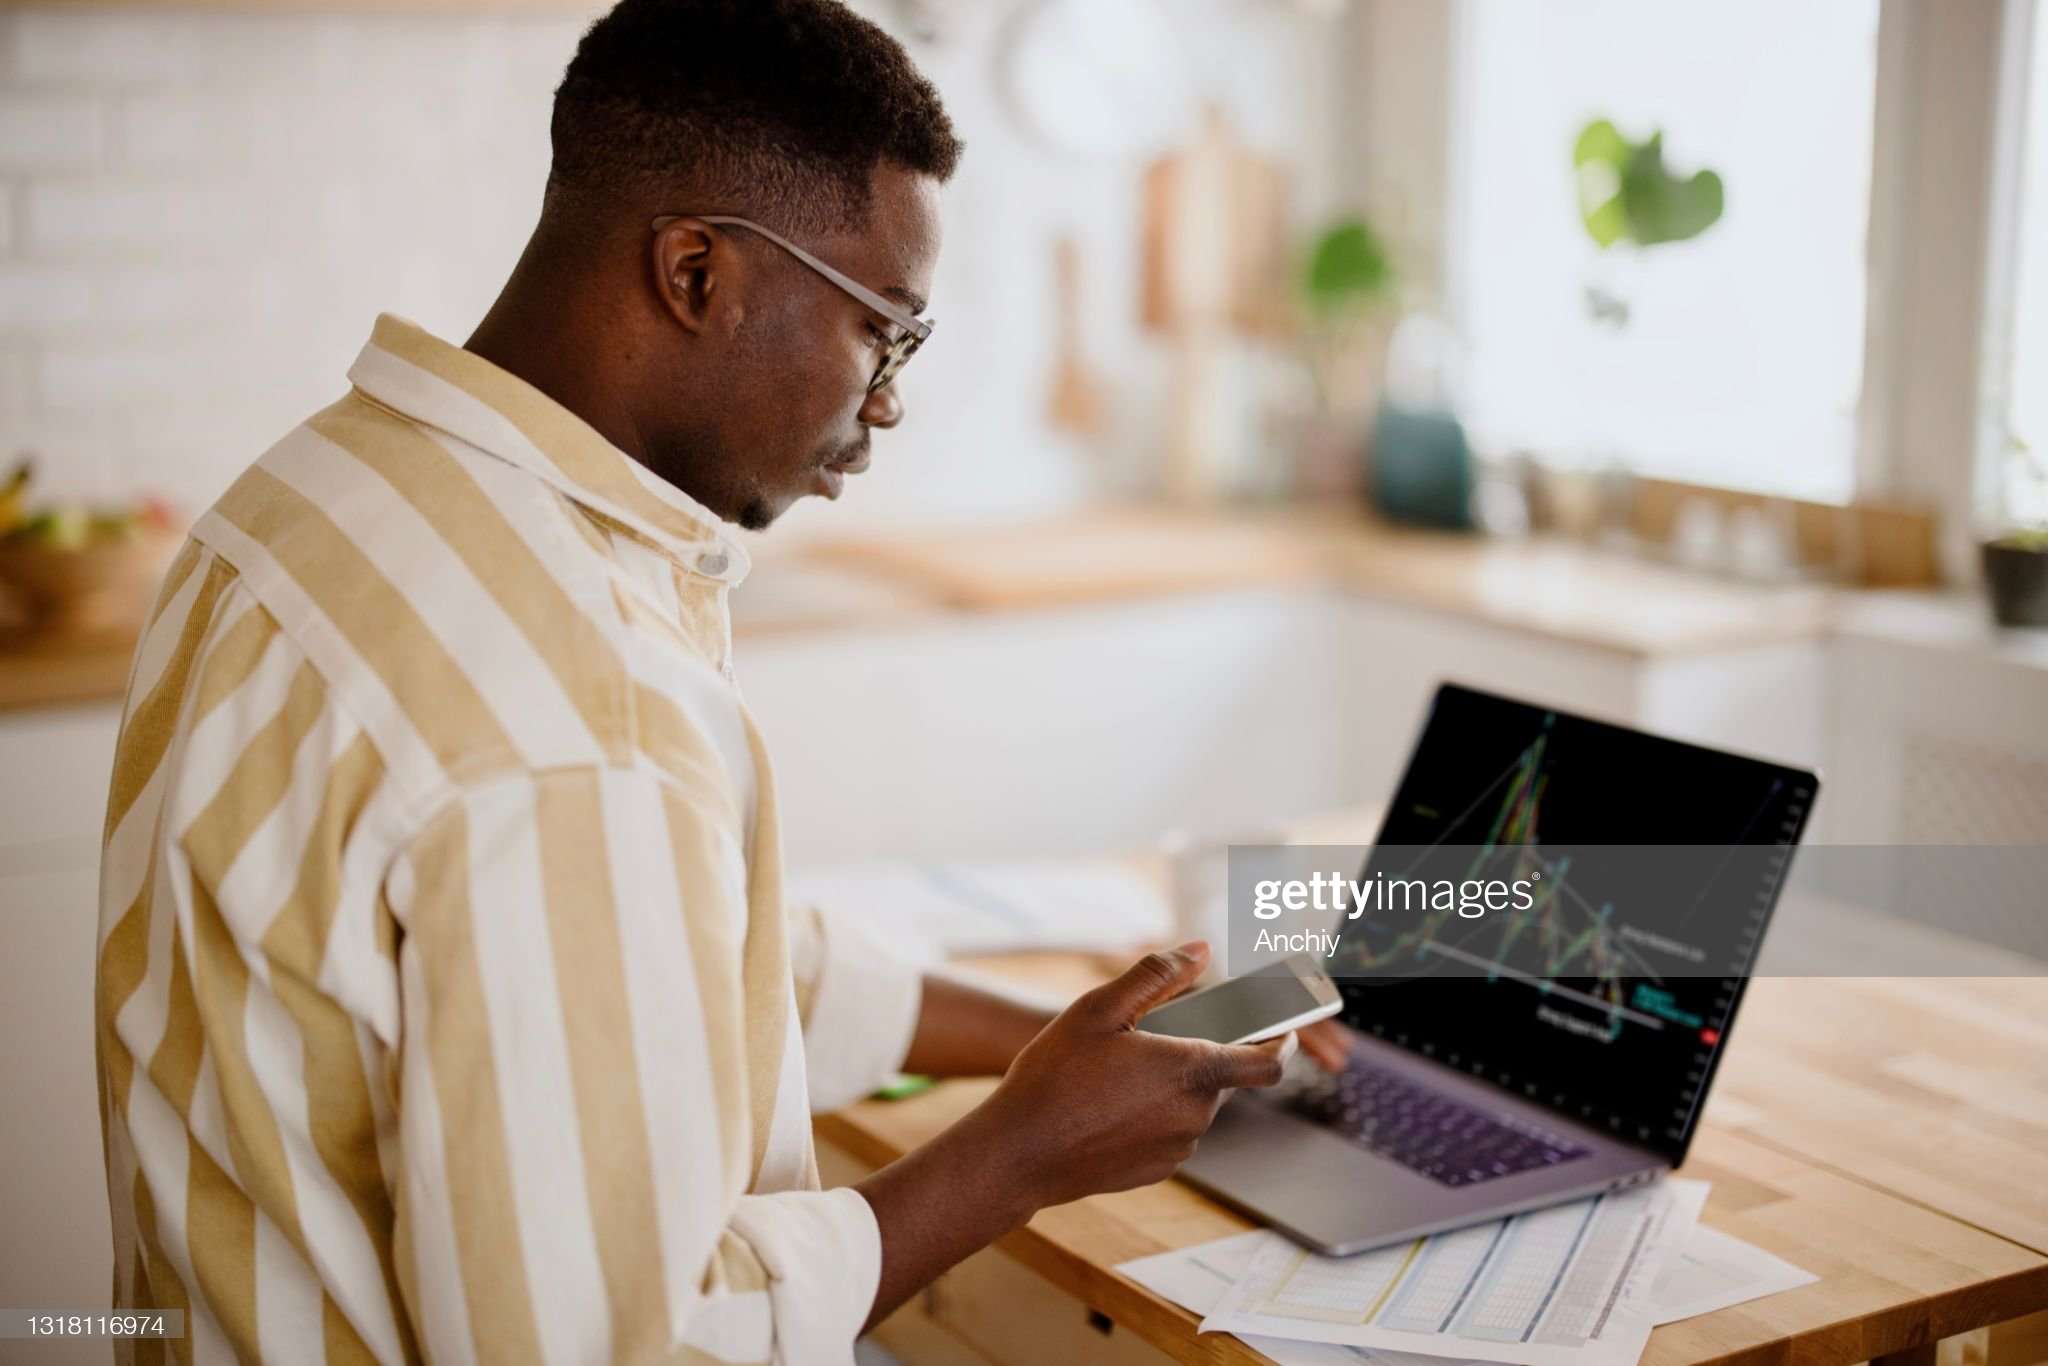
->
[[650, 217, 726, 336]]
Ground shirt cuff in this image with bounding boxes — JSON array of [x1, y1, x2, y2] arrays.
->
[[800, 906, 924, 1111], [726, 1186, 882, 1366]]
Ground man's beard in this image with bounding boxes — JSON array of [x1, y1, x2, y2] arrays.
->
[[736, 497, 776, 532]]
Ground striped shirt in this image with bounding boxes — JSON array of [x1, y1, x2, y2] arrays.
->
[[96, 314, 922, 1365]]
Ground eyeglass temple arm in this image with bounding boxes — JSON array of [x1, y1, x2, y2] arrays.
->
[[652, 213, 930, 339]]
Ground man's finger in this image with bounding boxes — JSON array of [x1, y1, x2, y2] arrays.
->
[[1299, 1018, 1357, 1072], [1079, 941, 1209, 1027]]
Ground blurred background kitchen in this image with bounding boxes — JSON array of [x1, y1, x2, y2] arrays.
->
[[3, 0, 2047, 1344]]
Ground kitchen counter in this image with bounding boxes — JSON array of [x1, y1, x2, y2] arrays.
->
[[0, 505, 1872, 713], [1834, 588, 2048, 673], [0, 547, 944, 716], [0, 627, 138, 713], [801, 506, 1842, 659]]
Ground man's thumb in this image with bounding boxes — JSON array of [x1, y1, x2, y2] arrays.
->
[[1084, 941, 1210, 1026]]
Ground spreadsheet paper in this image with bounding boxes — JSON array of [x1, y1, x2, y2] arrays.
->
[[1199, 1180, 1707, 1366]]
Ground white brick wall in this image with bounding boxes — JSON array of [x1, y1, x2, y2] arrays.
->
[[0, 262, 93, 329], [0, 92, 101, 170], [0, 2, 1338, 525], [0, 7, 594, 506], [13, 10, 214, 85]]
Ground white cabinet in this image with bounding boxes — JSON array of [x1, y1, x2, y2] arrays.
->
[[1337, 599, 1825, 826], [740, 590, 1828, 871], [0, 704, 119, 1342], [0, 704, 120, 856], [0, 866, 111, 1359], [742, 589, 1366, 868], [1824, 602, 2048, 849], [1636, 642, 1827, 774], [1334, 597, 1640, 806]]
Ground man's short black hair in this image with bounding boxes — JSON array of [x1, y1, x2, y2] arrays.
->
[[549, 0, 962, 236]]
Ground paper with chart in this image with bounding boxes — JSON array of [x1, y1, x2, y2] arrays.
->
[[1198, 1180, 1707, 1366]]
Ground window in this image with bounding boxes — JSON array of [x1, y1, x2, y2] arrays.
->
[[1998, 1, 2048, 525], [1448, 0, 1881, 502]]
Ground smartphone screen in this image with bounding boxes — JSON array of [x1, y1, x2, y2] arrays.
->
[[1137, 955, 1340, 1045]]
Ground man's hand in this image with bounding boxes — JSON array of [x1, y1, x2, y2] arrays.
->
[[856, 942, 1289, 1329], [970, 941, 1294, 1205]]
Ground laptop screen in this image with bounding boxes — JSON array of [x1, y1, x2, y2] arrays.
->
[[1332, 684, 1818, 1165]]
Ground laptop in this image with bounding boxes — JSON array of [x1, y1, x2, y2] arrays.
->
[[1179, 682, 1819, 1255]]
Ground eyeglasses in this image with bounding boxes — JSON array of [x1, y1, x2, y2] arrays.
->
[[651, 213, 934, 394]]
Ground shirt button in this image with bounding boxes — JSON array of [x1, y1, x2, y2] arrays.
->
[[697, 550, 729, 576]]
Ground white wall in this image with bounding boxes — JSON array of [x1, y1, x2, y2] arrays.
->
[[1, 7, 583, 514], [0, 0, 1341, 534]]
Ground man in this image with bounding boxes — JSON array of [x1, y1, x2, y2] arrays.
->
[[95, 2, 1312, 1362]]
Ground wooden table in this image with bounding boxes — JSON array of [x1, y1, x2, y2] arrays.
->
[[818, 955, 2048, 1364], [1713, 976, 2048, 1365]]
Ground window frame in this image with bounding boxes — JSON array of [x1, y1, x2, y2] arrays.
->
[[1342, 0, 2037, 578]]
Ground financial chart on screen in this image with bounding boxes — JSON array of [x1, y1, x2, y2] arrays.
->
[[1331, 685, 1816, 1160]]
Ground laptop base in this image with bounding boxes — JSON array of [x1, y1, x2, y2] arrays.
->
[[1180, 1037, 1667, 1257]]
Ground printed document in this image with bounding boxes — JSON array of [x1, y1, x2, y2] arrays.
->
[[1122, 1200, 1813, 1364], [1120, 1231, 1488, 1365], [1194, 1180, 1707, 1366]]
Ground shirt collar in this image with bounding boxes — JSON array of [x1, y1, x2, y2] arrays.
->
[[345, 313, 750, 586]]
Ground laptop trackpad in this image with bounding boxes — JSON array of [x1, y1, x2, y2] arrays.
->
[[1184, 1096, 1460, 1226], [1180, 1095, 1626, 1256]]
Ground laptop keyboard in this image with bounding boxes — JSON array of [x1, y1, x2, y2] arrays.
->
[[1286, 1057, 1592, 1188]]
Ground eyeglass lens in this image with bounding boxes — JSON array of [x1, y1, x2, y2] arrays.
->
[[872, 332, 921, 393]]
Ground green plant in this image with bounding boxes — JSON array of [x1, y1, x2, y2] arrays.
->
[[1303, 218, 1393, 319], [1298, 217, 1396, 412], [1573, 118, 1724, 249]]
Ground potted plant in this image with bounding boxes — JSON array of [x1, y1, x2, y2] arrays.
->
[[1525, 118, 1725, 539], [1982, 431, 2048, 627], [1302, 217, 1396, 409], [1273, 216, 1398, 496]]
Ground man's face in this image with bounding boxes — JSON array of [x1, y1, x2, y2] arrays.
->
[[648, 163, 942, 531]]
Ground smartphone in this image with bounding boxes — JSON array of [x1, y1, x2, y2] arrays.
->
[[1136, 954, 1344, 1045]]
